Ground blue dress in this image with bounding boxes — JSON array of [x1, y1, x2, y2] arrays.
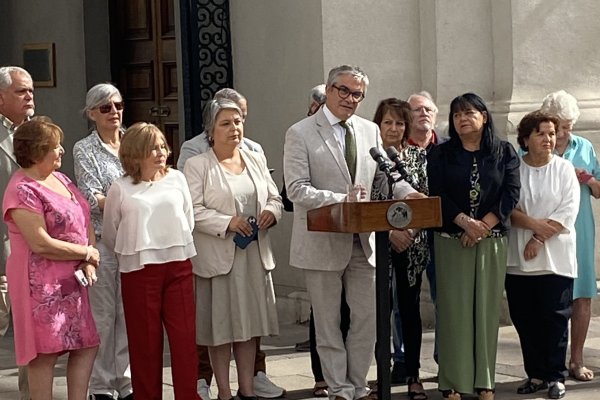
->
[[562, 134, 600, 298]]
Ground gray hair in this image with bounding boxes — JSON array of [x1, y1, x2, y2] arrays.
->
[[407, 91, 439, 113], [540, 90, 580, 123], [214, 88, 246, 104], [308, 84, 326, 108], [83, 83, 122, 118], [203, 98, 243, 143], [326, 65, 369, 91], [0, 66, 32, 91]]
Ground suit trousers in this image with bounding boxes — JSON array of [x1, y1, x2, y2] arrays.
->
[[435, 234, 507, 394], [121, 259, 200, 400], [309, 290, 351, 383], [0, 274, 8, 336], [304, 239, 375, 400], [89, 240, 132, 398], [505, 273, 573, 383]]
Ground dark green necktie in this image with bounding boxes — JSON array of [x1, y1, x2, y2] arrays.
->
[[339, 120, 356, 182]]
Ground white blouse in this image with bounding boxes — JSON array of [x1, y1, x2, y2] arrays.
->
[[507, 156, 580, 277], [102, 169, 196, 273]]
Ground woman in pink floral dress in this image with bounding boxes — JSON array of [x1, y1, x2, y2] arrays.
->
[[2, 119, 100, 399]]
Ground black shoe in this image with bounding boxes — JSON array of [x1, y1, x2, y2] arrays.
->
[[548, 382, 566, 399], [89, 395, 115, 400], [237, 393, 258, 400], [391, 361, 407, 385], [516, 379, 548, 394], [294, 339, 310, 352], [118, 395, 133, 400]]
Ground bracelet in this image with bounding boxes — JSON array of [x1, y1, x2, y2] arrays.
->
[[84, 246, 92, 262], [531, 235, 544, 245]]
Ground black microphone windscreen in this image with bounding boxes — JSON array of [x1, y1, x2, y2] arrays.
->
[[385, 146, 401, 162], [369, 147, 382, 161]]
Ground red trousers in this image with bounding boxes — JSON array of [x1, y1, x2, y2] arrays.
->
[[121, 259, 200, 400]]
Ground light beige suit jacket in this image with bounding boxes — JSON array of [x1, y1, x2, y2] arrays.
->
[[283, 108, 416, 271], [184, 148, 283, 278], [0, 121, 19, 273]]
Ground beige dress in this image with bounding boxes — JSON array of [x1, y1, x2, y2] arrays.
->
[[195, 168, 279, 346]]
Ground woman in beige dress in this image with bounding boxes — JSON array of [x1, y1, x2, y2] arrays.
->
[[184, 99, 282, 400]]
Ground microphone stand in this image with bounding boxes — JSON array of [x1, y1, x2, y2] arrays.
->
[[376, 167, 397, 400]]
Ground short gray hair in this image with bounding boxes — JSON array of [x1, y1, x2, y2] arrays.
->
[[326, 65, 369, 91], [407, 91, 439, 113], [203, 99, 243, 143], [0, 66, 32, 91], [308, 84, 326, 108], [214, 88, 246, 104], [83, 83, 122, 118], [540, 90, 581, 123]]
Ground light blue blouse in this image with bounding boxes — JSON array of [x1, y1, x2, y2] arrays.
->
[[562, 134, 600, 298]]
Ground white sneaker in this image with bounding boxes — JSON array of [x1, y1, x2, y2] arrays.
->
[[253, 371, 286, 398], [198, 378, 213, 400]]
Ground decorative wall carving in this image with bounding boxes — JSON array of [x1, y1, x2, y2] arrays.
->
[[179, 0, 233, 139]]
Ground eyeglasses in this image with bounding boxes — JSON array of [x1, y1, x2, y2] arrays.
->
[[97, 101, 124, 113], [411, 106, 436, 114], [332, 84, 365, 102]]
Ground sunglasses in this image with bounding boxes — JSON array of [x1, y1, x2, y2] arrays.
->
[[97, 101, 124, 113]]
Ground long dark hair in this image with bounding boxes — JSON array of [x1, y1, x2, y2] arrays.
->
[[448, 92, 501, 156]]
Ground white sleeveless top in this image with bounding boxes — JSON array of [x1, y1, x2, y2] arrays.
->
[[102, 169, 196, 273]]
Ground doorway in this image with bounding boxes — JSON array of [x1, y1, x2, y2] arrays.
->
[[110, 0, 180, 165]]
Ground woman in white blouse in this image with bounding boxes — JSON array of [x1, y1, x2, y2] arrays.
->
[[103, 122, 201, 400], [506, 111, 580, 400], [184, 99, 282, 400]]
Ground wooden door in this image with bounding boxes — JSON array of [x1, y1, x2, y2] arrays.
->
[[111, 0, 180, 165]]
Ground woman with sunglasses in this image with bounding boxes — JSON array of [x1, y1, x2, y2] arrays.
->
[[73, 83, 132, 400]]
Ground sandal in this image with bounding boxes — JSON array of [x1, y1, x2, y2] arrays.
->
[[406, 377, 427, 400], [569, 362, 594, 381], [441, 390, 460, 400], [476, 388, 494, 400], [312, 382, 328, 398], [516, 378, 548, 394]]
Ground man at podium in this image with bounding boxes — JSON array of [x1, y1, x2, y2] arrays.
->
[[283, 65, 424, 400]]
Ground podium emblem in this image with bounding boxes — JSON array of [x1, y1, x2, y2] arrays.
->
[[386, 202, 412, 229]]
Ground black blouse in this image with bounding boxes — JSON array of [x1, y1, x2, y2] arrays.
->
[[427, 138, 520, 234]]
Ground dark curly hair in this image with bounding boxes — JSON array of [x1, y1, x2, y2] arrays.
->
[[517, 110, 559, 151]]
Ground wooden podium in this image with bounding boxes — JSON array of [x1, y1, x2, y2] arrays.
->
[[307, 197, 442, 400]]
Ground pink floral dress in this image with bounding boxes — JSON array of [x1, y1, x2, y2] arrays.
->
[[2, 170, 99, 365]]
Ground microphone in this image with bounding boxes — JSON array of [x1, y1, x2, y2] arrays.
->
[[385, 146, 402, 166], [369, 147, 392, 174], [385, 147, 413, 185]]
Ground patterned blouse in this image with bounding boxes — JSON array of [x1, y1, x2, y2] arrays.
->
[[372, 145, 430, 287], [73, 130, 124, 238]]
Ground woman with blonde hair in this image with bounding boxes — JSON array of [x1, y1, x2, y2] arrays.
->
[[103, 122, 201, 399], [541, 90, 600, 382]]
